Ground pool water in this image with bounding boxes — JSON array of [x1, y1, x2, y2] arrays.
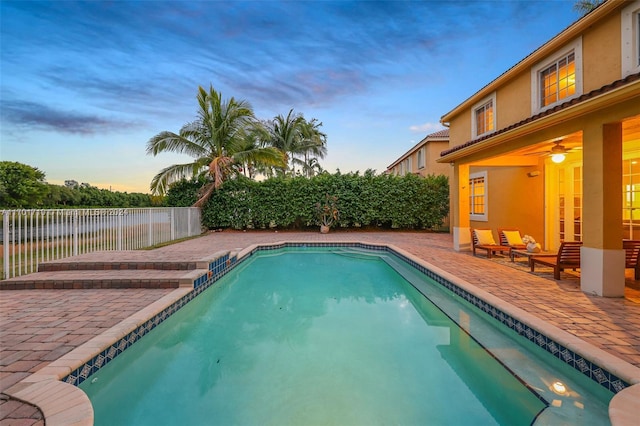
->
[[80, 248, 612, 425]]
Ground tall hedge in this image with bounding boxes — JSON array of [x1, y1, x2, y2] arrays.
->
[[166, 172, 449, 230]]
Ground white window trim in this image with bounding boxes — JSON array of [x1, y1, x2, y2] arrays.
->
[[471, 92, 496, 139], [622, 0, 640, 78], [469, 171, 488, 222], [530, 37, 583, 114], [418, 147, 425, 169]]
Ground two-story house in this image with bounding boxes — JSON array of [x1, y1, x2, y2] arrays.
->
[[387, 129, 450, 177], [439, 0, 640, 297]]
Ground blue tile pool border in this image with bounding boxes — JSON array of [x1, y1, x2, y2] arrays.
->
[[62, 242, 630, 394]]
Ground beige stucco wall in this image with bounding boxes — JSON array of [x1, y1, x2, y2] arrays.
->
[[389, 141, 451, 178], [423, 141, 451, 177], [582, 13, 622, 92], [469, 165, 544, 241], [448, 114, 471, 149], [495, 75, 531, 130]]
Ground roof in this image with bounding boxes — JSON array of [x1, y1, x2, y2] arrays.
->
[[387, 128, 449, 170], [440, 72, 640, 159]]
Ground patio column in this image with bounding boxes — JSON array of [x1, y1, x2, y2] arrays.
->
[[452, 163, 471, 251], [581, 121, 625, 297]]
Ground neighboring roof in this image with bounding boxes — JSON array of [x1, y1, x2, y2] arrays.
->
[[424, 128, 449, 139], [387, 128, 449, 169], [440, 0, 615, 123], [440, 72, 640, 159]]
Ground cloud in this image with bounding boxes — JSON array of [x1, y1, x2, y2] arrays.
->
[[1, 100, 136, 135], [409, 122, 446, 134]]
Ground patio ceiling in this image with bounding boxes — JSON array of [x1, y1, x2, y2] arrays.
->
[[491, 114, 640, 162]]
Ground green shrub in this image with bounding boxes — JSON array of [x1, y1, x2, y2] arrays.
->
[[166, 172, 449, 230]]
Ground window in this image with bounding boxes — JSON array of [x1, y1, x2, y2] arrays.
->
[[472, 93, 496, 138], [531, 38, 582, 113], [540, 52, 575, 107], [405, 158, 412, 174], [469, 172, 487, 221], [622, 0, 640, 77], [418, 148, 425, 169]]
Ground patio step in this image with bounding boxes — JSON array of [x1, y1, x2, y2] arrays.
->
[[0, 269, 209, 290], [1, 250, 234, 290], [38, 260, 200, 272]]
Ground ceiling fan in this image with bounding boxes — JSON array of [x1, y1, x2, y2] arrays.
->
[[549, 141, 569, 163], [524, 139, 579, 163]]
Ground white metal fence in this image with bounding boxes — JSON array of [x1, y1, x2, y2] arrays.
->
[[1, 207, 202, 280]]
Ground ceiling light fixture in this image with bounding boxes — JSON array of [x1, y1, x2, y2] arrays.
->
[[550, 141, 567, 163]]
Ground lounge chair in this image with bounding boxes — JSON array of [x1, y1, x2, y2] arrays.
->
[[470, 228, 510, 258], [530, 241, 582, 279], [498, 228, 527, 257], [623, 240, 640, 280]]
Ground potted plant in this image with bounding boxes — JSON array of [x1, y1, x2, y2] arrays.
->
[[315, 194, 339, 233]]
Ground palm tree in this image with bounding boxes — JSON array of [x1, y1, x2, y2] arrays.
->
[[267, 109, 327, 177], [298, 118, 327, 177], [146, 85, 285, 206]]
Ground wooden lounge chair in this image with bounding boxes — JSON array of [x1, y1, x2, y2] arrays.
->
[[470, 228, 510, 258], [530, 241, 582, 279], [498, 228, 527, 258], [623, 240, 640, 280]]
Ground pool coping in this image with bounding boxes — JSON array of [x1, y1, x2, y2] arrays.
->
[[5, 241, 640, 426]]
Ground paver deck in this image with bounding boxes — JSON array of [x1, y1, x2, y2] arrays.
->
[[1, 230, 639, 423]]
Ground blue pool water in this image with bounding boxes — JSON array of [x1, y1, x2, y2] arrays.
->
[[80, 247, 613, 425]]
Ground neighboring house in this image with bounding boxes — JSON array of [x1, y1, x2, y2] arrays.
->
[[438, 0, 640, 297], [387, 129, 450, 177]]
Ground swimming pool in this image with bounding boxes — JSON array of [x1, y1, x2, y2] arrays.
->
[[78, 246, 614, 425]]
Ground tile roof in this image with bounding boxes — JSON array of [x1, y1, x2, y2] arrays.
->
[[426, 128, 449, 139], [440, 72, 640, 158]]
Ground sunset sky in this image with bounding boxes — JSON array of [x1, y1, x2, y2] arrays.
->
[[1, 1, 580, 193]]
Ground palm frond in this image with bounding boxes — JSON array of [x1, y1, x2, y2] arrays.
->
[[146, 131, 208, 158], [149, 162, 206, 195]]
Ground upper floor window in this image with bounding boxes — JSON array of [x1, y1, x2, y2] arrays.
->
[[469, 171, 487, 221], [531, 38, 582, 113], [622, 0, 640, 77], [540, 52, 575, 107], [418, 148, 425, 169], [472, 93, 496, 138], [405, 158, 412, 174]]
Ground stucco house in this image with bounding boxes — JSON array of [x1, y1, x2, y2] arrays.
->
[[387, 129, 450, 177], [438, 0, 640, 297]]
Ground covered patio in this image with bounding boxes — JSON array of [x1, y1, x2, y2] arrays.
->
[[441, 85, 640, 297]]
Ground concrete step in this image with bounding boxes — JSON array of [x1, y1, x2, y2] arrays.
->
[[0, 269, 210, 290], [38, 260, 200, 272]]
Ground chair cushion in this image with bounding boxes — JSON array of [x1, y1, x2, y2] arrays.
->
[[503, 230, 524, 246], [475, 229, 496, 245]]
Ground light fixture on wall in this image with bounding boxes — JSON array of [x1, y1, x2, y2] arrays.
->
[[550, 141, 567, 163]]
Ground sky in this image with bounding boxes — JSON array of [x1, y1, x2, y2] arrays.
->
[[1, 0, 582, 194]]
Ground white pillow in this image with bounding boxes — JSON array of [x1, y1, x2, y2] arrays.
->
[[474, 229, 496, 245], [503, 230, 524, 246]]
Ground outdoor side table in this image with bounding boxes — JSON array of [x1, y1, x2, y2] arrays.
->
[[510, 249, 556, 267]]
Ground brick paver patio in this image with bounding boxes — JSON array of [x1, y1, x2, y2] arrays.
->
[[1, 230, 639, 423]]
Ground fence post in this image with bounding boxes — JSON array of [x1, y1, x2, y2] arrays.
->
[[117, 211, 123, 251], [73, 210, 79, 256], [187, 208, 192, 237], [170, 208, 175, 241], [3, 213, 9, 280], [148, 209, 153, 247]]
